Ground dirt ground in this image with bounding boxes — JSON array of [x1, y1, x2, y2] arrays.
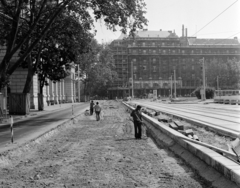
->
[[0, 101, 213, 188]]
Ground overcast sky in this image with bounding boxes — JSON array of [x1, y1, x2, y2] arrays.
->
[[94, 0, 240, 43]]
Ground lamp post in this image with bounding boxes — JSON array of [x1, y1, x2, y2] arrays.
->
[[200, 58, 206, 101], [173, 69, 176, 98], [217, 76, 219, 90], [78, 64, 80, 102], [131, 61, 134, 98], [169, 76, 172, 98]]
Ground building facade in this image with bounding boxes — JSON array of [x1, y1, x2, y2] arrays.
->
[[0, 46, 78, 111], [108, 26, 240, 99]]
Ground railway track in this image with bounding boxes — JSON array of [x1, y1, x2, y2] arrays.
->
[[131, 101, 240, 137]]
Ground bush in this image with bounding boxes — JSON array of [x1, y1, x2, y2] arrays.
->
[[194, 87, 215, 99]]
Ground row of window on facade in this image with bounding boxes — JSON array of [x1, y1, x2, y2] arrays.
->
[[127, 48, 239, 55], [114, 57, 230, 64], [113, 41, 180, 47], [116, 64, 196, 74], [113, 80, 200, 87], [117, 72, 197, 81]]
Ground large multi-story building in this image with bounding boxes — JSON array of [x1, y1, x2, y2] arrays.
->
[[108, 25, 240, 99]]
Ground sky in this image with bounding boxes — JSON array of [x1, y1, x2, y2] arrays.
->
[[94, 0, 240, 43]]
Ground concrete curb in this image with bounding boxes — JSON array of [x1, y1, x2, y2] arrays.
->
[[123, 102, 240, 187]]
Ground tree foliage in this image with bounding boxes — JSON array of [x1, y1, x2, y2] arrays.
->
[[194, 87, 215, 99], [205, 58, 240, 89], [78, 41, 118, 97], [0, 0, 148, 90]]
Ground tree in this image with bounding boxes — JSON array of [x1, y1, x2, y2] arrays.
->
[[78, 41, 118, 98], [0, 0, 148, 90], [205, 58, 240, 89], [194, 87, 215, 99], [20, 9, 93, 94]]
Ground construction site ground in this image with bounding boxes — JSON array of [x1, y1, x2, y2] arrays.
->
[[0, 101, 226, 188]]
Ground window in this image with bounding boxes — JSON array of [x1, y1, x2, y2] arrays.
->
[[133, 74, 137, 79], [143, 50, 147, 54], [192, 65, 194, 70], [142, 65, 147, 70], [133, 66, 137, 72], [153, 66, 157, 72]]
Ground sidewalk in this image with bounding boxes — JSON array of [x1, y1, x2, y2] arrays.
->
[[0, 102, 84, 126]]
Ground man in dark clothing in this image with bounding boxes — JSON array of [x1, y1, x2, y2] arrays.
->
[[131, 105, 143, 139], [90, 101, 94, 115], [94, 102, 101, 121]]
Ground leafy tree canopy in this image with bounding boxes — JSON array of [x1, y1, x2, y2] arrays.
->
[[0, 0, 148, 89]]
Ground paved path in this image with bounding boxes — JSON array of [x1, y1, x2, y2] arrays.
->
[[0, 103, 89, 151]]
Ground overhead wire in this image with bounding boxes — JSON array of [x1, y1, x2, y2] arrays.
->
[[191, 0, 239, 37]]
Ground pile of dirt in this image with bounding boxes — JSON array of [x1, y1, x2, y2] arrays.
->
[[0, 101, 215, 188]]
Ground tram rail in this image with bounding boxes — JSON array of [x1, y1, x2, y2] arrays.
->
[[132, 101, 240, 138]]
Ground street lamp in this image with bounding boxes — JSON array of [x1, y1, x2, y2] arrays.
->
[[200, 58, 206, 101], [131, 61, 134, 98], [173, 69, 176, 98], [169, 76, 172, 98], [77, 64, 80, 102]]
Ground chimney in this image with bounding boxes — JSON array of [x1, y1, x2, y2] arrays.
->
[[160, 29, 162, 31], [182, 25, 184, 37], [185, 28, 188, 38]]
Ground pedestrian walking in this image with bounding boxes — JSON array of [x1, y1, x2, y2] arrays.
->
[[90, 101, 95, 115], [94, 102, 102, 121], [130, 105, 143, 139]]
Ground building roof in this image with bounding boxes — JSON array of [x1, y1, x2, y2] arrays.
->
[[188, 38, 240, 46], [118, 30, 178, 40]]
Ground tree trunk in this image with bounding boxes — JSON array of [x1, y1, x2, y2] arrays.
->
[[23, 56, 34, 93]]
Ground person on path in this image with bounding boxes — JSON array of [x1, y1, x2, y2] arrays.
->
[[130, 105, 143, 139], [94, 102, 102, 121], [90, 101, 95, 115]]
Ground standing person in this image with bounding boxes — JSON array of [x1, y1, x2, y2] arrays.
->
[[90, 101, 95, 115], [94, 102, 101, 121], [131, 105, 143, 139]]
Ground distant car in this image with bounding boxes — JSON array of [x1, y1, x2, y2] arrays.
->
[[224, 99, 230, 104], [219, 99, 224, 104], [230, 99, 237, 105]]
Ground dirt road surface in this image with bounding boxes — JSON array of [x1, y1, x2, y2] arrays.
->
[[0, 101, 213, 188]]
